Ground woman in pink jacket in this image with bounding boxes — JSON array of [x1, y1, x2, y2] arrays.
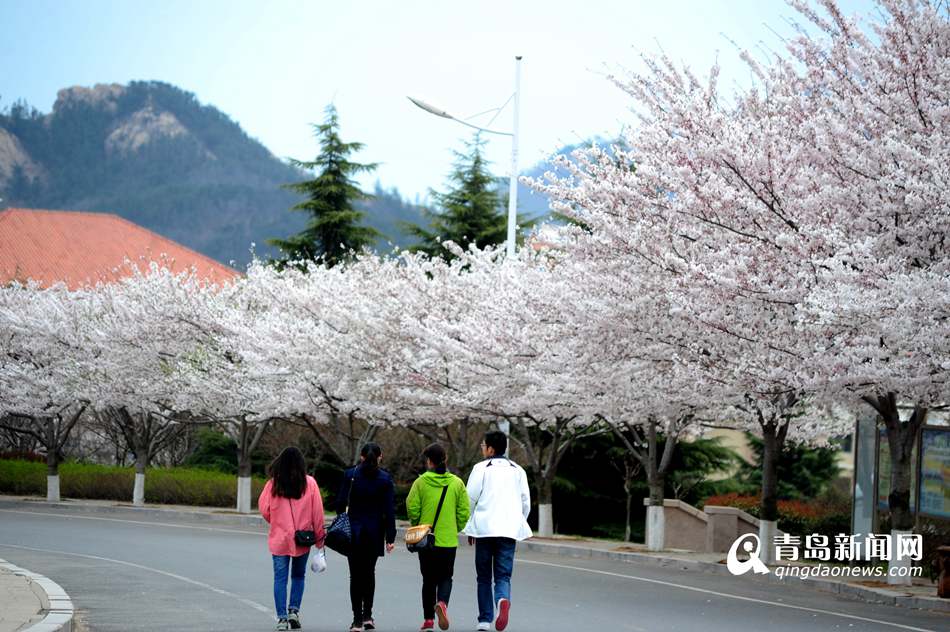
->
[[259, 447, 326, 631]]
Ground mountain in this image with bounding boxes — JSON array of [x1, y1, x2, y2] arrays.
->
[[0, 81, 427, 267]]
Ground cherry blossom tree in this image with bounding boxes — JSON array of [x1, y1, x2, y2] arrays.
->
[[781, 0, 950, 581], [97, 408, 186, 505], [73, 265, 226, 506], [530, 0, 947, 564], [369, 247, 606, 536], [169, 271, 281, 513], [233, 259, 391, 470], [0, 282, 92, 501]]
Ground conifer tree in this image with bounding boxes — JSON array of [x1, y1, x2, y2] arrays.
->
[[403, 134, 530, 260], [269, 105, 379, 268]]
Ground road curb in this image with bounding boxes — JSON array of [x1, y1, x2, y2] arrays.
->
[[0, 497, 269, 528], [0, 558, 74, 632]]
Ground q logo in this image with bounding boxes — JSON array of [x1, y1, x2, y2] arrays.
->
[[726, 534, 771, 576]]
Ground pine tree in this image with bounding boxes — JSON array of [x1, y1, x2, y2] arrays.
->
[[269, 105, 380, 268], [403, 134, 531, 260]]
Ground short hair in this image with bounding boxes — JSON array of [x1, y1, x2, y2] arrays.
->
[[484, 430, 507, 456], [423, 443, 447, 467]]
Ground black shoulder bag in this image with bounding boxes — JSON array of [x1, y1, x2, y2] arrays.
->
[[288, 494, 317, 547], [325, 473, 355, 556], [406, 485, 449, 553]]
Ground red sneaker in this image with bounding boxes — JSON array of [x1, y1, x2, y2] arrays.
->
[[435, 601, 450, 630], [420, 619, 435, 631], [495, 598, 510, 631]]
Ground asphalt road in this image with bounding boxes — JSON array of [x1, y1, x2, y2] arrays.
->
[[0, 503, 947, 632]]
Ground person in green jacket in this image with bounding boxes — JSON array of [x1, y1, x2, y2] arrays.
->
[[406, 443, 470, 632]]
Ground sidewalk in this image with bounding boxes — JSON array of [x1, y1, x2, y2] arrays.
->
[[0, 564, 43, 632], [2, 494, 947, 615], [0, 557, 74, 632]]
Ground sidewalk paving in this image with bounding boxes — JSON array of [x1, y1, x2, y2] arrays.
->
[[2, 494, 948, 616], [0, 555, 74, 632], [0, 564, 43, 632]]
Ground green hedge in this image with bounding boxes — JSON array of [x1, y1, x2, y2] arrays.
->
[[0, 459, 267, 508]]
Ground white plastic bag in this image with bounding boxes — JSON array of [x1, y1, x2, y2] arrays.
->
[[310, 547, 327, 573]]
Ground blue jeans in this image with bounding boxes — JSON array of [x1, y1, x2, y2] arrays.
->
[[475, 537, 516, 624], [272, 551, 309, 619]]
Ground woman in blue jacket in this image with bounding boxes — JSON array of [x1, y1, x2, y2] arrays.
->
[[336, 443, 396, 632]]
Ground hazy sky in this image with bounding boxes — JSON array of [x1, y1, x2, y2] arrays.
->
[[0, 0, 871, 202]]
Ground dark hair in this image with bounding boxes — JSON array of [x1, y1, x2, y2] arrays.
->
[[269, 446, 307, 499], [423, 443, 447, 471], [360, 442, 382, 477], [484, 430, 507, 456]]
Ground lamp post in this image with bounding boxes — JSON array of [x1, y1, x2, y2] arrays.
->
[[409, 55, 522, 258]]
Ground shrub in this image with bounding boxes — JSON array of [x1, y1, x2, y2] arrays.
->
[[63, 462, 133, 500], [183, 428, 270, 476], [701, 491, 851, 538], [0, 458, 267, 508], [0, 450, 44, 463], [393, 483, 411, 521], [737, 434, 842, 500], [183, 428, 239, 474], [0, 459, 46, 494], [701, 492, 759, 513]]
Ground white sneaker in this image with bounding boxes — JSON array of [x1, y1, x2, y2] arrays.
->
[[476, 624, 490, 632]]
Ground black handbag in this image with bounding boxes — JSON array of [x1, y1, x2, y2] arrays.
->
[[325, 472, 355, 556], [406, 485, 449, 554], [289, 495, 316, 547]]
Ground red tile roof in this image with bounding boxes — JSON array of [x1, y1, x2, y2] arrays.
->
[[0, 208, 240, 289]]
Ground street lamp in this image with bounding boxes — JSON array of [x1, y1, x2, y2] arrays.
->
[[409, 55, 522, 258]]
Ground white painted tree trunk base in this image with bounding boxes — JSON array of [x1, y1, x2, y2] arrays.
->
[[758, 520, 778, 565], [133, 472, 146, 507], [47, 475, 60, 502], [537, 503, 554, 537], [236, 476, 252, 514], [646, 505, 665, 551], [887, 529, 913, 586]]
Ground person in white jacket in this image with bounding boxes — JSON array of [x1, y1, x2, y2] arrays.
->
[[463, 431, 532, 632]]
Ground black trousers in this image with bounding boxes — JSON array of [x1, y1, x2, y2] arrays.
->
[[418, 546, 457, 619], [347, 547, 380, 621]]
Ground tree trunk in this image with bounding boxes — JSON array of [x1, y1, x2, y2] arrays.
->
[[623, 464, 635, 543], [888, 438, 915, 530], [645, 416, 675, 506], [645, 460, 665, 551], [131, 418, 151, 507], [133, 450, 147, 507], [236, 454, 252, 514], [647, 469, 664, 504], [643, 416, 677, 551], [625, 493, 633, 543], [537, 475, 555, 537], [760, 423, 780, 523], [46, 445, 60, 502], [647, 467, 666, 507], [509, 416, 596, 539], [862, 394, 927, 587], [863, 394, 926, 531], [235, 422, 254, 515], [758, 416, 789, 565], [234, 417, 269, 513]]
